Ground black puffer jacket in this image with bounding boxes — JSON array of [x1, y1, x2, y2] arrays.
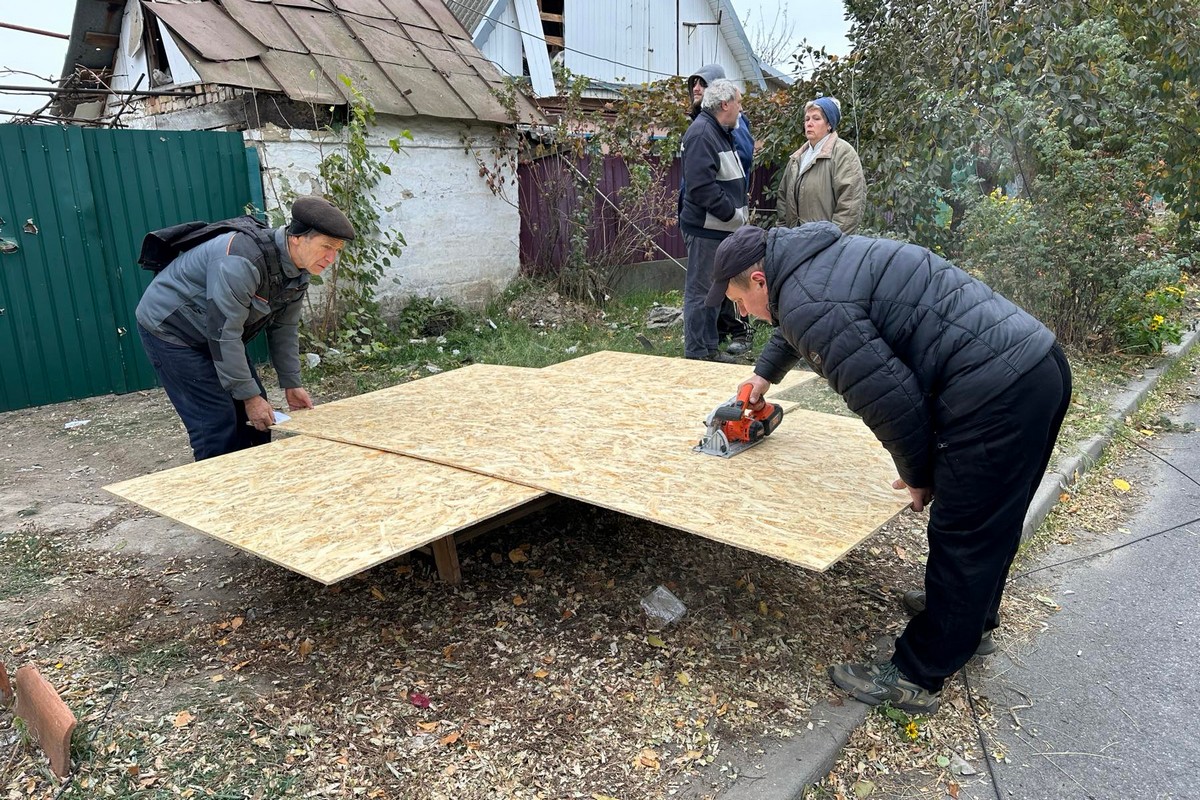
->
[[754, 223, 1056, 488]]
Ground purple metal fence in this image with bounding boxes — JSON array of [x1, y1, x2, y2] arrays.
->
[[518, 154, 776, 276]]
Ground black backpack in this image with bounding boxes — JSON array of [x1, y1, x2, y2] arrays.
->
[[138, 215, 284, 297]]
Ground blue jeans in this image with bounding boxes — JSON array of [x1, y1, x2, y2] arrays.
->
[[683, 233, 721, 358], [138, 323, 270, 461]]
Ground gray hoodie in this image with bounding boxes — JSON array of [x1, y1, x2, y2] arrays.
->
[[136, 228, 308, 400]]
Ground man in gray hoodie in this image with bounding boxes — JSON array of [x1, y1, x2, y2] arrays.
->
[[136, 196, 355, 461]]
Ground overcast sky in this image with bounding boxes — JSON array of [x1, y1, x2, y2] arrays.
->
[[0, 0, 850, 122]]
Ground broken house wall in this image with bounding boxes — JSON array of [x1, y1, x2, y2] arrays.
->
[[246, 117, 520, 311]]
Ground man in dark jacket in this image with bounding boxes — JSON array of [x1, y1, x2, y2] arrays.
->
[[682, 64, 755, 356], [136, 196, 355, 461], [706, 222, 1072, 714], [679, 78, 748, 363]]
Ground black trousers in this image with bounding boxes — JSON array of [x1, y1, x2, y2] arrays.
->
[[893, 344, 1072, 692]]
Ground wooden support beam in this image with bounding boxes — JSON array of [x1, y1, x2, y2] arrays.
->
[[420, 495, 559, 584], [431, 535, 462, 585]]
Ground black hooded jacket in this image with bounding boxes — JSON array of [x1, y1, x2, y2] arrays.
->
[[754, 223, 1057, 488]]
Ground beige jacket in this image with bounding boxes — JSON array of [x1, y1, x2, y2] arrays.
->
[[776, 133, 866, 233]]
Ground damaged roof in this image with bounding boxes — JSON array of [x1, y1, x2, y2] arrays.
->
[[60, 0, 540, 124]]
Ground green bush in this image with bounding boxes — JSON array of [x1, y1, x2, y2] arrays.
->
[[958, 110, 1162, 351], [1114, 255, 1191, 353]]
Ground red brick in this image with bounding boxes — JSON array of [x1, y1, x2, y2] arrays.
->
[[13, 665, 77, 778]]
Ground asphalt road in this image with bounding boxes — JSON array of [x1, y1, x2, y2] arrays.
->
[[967, 382, 1200, 800]]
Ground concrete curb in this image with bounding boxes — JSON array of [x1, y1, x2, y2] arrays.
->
[[720, 327, 1200, 800]]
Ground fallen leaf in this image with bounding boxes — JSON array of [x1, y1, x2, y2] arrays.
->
[[646, 634, 666, 648], [1035, 595, 1061, 610], [676, 671, 690, 686], [298, 638, 314, 659], [757, 600, 768, 616], [231, 660, 251, 672], [1112, 478, 1131, 492], [1059, 492, 1071, 502], [894, 545, 908, 559], [173, 710, 194, 728], [508, 548, 528, 564], [443, 644, 457, 660], [512, 594, 526, 606], [210, 674, 225, 683], [636, 748, 660, 769], [230, 616, 244, 630], [410, 692, 431, 709], [854, 779, 875, 798], [438, 731, 461, 746], [533, 669, 550, 679], [370, 586, 386, 601], [948, 782, 960, 798], [417, 721, 439, 732]]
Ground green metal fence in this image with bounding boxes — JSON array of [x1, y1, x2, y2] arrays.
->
[[0, 126, 263, 412]]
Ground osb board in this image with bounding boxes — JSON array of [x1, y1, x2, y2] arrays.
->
[[103, 436, 544, 585], [277, 359, 909, 571], [543, 350, 818, 394]]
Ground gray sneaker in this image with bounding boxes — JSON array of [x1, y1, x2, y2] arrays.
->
[[901, 591, 997, 656], [829, 660, 941, 715]]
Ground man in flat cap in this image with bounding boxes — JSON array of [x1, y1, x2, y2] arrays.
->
[[707, 222, 1071, 715], [136, 195, 356, 460]]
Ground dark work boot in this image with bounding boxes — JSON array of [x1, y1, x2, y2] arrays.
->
[[829, 660, 941, 715], [702, 350, 741, 364], [725, 332, 753, 356], [901, 591, 997, 656]]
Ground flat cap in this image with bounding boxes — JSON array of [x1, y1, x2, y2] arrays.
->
[[289, 195, 356, 241], [705, 225, 768, 307]]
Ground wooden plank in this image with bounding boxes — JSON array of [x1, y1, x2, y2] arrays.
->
[[277, 357, 908, 572], [513, 0, 556, 96], [103, 435, 544, 585]]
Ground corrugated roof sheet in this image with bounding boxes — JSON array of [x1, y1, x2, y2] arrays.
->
[[143, 0, 540, 124], [440, 0, 493, 38]]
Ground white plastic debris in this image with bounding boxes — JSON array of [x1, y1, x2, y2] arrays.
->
[[640, 585, 686, 627], [63, 419, 91, 430], [304, 353, 321, 368]]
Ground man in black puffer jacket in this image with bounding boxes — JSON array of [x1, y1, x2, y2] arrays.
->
[[706, 222, 1072, 714]]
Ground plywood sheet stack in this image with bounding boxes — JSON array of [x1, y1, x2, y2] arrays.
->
[[106, 351, 906, 583]]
